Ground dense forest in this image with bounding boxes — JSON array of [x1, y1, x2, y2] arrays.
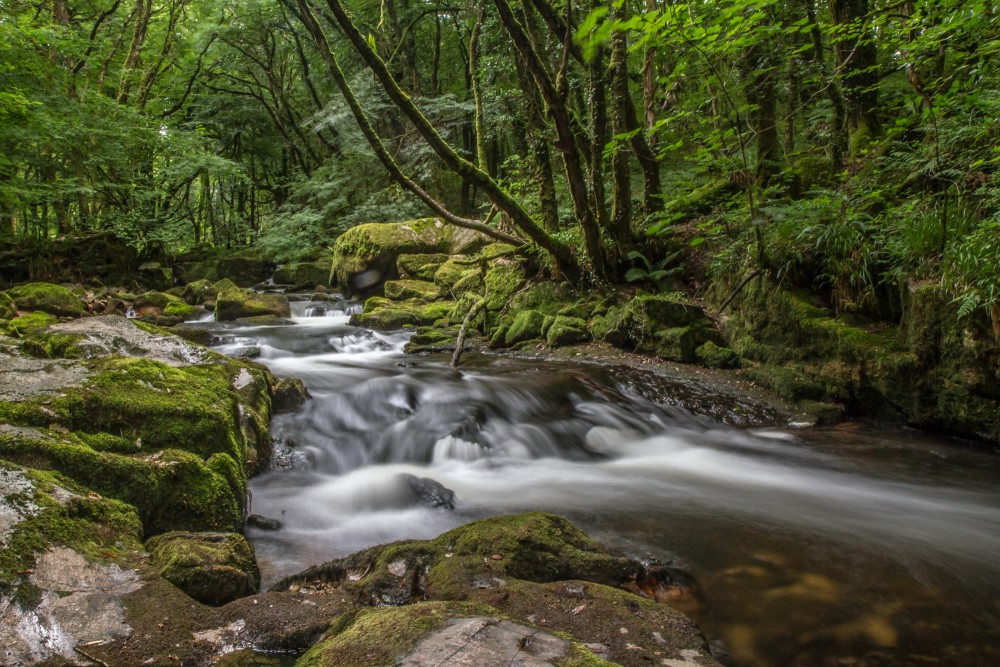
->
[[1, 0, 998, 320]]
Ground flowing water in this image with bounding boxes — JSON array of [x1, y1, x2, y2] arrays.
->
[[200, 299, 1000, 666]]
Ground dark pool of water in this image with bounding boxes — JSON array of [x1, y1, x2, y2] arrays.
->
[[201, 301, 1000, 666]]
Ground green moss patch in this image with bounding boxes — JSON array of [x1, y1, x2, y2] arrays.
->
[[5, 282, 85, 318], [147, 531, 259, 606], [351, 298, 455, 330]]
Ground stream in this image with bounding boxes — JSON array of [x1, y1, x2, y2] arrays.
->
[[199, 298, 1000, 666]]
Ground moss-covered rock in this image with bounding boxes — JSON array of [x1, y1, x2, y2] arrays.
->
[[351, 297, 455, 330], [696, 341, 740, 369], [182, 279, 216, 306], [215, 287, 291, 321], [273, 377, 311, 414], [591, 293, 713, 362], [0, 311, 60, 337], [178, 254, 272, 287], [483, 261, 526, 311], [133, 291, 197, 321], [0, 292, 15, 319], [384, 279, 441, 301], [546, 316, 590, 347], [146, 531, 260, 606], [503, 309, 546, 346], [272, 259, 333, 289], [404, 326, 461, 353], [0, 428, 243, 536], [397, 253, 449, 281], [331, 220, 453, 292], [5, 282, 85, 318]]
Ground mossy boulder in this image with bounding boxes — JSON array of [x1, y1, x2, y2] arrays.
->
[[546, 316, 590, 347], [1, 311, 60, 337], [351, 297, 455, 330], [0, 292, 15, 319], [397, 253, 449, 281], [384, 279, 441, 301], [483, 261, 526, 311], [503, 309, 546, 346], [272, 259, 333, 289], [133, 291, 198, 321], [146, 531, 260, 606], [137, 261, 174, 290], [0, 461, 147, 661], [5, 282, 85, 318], [276, 513, 639, 605], [404, 326, 461, 353], [278, 512, 719, 667], [182, 279, 216, 305], [178, 254, 272, 287], [0, 428, 243, 536], [591, 293, 713, 362], [215, 287, 291, 321], [331, 220, 453, 293], [696, 341, 740, 369]]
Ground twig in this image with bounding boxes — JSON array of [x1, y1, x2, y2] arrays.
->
[[74, 646, 111, 667], [715, 269, 763, 317]]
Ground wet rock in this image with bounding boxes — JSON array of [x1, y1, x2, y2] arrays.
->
[[273, 377, 311, 414], [247, 514, 282, 531], [399, 473, 456, 510], [4, 282, 85, 318], [215, 287, 291, 321], [235, 345, 262, 359], [146, 531, 260, 606], [399, 616, 570, 666]]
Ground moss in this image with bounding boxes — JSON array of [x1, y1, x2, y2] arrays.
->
[[0, 463, 143, 594], [272, 260, 332, 289], [397, 253, 449, 281], [696, 341, 740, 369], [296, 602, 491, 667], [433, 257, 475, 291], [404, 326, 460, 352], [591, 294, 711, 362], [351, 298, 456, 330], [163, 300, 198, 320], [146, 531, 259, 606], [483, 262, 526, 310], [427, 512, 634, 600], [510, 282, 575, 317], [0, 292, 15, 319], [215, 288, 290, 321], [556, 645, 619, 667], [503, 310, 546, 346], [383, 279, 441, 301], [182, 279, 216, 305], [331, 220, 452, 288], [5, 282, 85, 318], [1, 311, 59, 336], [546, 316, 589, 347], [0, 431, 242, 537], [19, 330, 85, 359]]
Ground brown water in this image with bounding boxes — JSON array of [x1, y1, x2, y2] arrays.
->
[[202, 300, 1000, 666]]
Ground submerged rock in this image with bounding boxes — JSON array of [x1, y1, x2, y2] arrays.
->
[[247, 513, 282, 531], [398, 473, 456, 510], [273, 377, 311, 414]]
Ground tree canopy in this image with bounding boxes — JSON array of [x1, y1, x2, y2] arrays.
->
[[1, 0, 998, 316]]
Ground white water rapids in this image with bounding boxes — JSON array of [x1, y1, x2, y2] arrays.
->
[[200, 300, 1000, 666]]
